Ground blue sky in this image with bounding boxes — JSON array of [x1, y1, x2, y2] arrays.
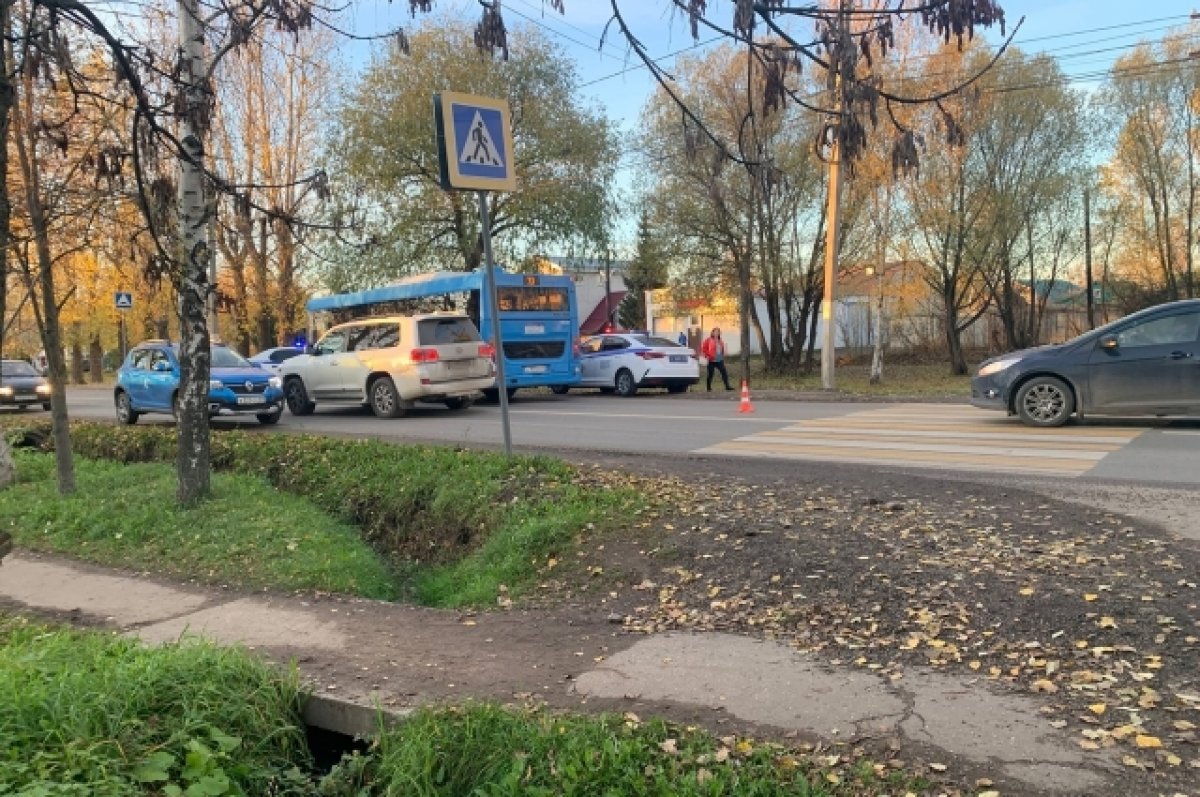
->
[[344, 1, 1199, 248]]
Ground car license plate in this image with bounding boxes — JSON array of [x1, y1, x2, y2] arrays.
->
[[524, 324, 545, 335], [669, 355, 688, 363], [236, 395, 265, 405], [524, 364, 548, 374], [16, 394, 36, 401]]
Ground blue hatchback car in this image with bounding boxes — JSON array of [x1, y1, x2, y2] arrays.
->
[[115, 341, 284, 425]]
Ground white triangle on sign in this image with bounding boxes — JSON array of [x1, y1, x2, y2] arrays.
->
[[115, 294, 132, 309], [458, 111, 505, 168]]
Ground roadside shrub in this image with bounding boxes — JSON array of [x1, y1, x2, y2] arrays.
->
[[0, 614, 313, 796]]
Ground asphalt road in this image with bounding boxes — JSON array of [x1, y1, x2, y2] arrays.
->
[[59, 385, 1200, 489]]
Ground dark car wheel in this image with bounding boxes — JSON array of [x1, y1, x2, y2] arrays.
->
[[1015, 376, 1074, 428], [41, 402, 51, 411], [115, 391, 139, 425], [284, 378, 315, 416], [550, 385, 570, 395], [614, 369, 638, 397], [444, 397, 473, 411], [256, 408, 283, 425], [369, 376, 405, 419]]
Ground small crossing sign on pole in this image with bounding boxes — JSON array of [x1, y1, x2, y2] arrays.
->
[[114, 291, 133, 311], [434, 92, 517, 192]]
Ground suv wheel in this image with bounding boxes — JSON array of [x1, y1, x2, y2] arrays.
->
[[369, 376, 405, 418], [1015, 376, 1074, 428], [115, 391, 139, 425], [284, 378, 315, 416]]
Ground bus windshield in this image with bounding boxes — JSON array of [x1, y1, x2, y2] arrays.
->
[[497, 286, 569, 312]]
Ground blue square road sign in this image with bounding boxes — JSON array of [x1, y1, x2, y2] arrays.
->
[[435, 92, 516, 192]]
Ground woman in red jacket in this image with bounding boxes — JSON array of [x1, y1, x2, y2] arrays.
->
[[700, 327, 733, 391]]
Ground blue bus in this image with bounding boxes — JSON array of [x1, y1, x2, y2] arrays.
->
[[305, 267, 582, 398]]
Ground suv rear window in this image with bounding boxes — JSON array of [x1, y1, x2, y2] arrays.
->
[[418, 317, 480, 345]]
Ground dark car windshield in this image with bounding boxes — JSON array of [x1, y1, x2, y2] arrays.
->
[[1, 361, 38, 377]]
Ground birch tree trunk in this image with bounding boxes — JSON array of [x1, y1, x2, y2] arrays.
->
[[175, 0, 212, 505]]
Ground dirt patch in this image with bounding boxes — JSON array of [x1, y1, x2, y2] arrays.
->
[[524, 455, 1200, 795]]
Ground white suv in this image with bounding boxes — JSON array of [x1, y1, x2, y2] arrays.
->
[[279, 314, 495, 418]]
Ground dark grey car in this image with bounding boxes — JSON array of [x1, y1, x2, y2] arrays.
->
[[0, 359, 52, 410], [971, 299, 1200, 427]]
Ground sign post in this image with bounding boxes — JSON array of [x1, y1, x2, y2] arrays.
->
[[114, 291, 133, 362], [435, 91, 517, 455]]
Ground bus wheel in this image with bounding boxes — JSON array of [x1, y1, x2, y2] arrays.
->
[[550, 385, 569, 395]]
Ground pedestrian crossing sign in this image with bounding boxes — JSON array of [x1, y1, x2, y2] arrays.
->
[[114, 291, 133, 310], [435, 92, 517, 192]]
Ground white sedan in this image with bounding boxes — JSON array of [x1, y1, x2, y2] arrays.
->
[[577, 333, 699, 396], [248, 346, 305, 373]]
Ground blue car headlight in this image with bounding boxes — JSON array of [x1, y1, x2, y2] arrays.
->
[[209, 379, 224, 390], [977, 356, 1022, 378]]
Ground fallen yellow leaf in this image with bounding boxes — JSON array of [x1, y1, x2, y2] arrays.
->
[[1098, 616, 1118, 629], [1031, 679, 1059, 694], [1135, 735, 1162, 749], [1088, 703, 1107, 715], [1019, 587, 1035, 596], [1084, 593, 1098, 602]]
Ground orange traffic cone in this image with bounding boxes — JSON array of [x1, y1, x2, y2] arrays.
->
[[737, 379, 754, 414]]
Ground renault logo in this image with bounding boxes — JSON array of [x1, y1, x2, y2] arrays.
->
[[245, 381, 254, 392]]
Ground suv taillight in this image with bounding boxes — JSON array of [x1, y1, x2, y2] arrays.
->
[[478, 343, 496, 359], [410, 348, 439, 364]]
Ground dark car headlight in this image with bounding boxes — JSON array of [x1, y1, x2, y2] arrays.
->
[[977, 356, 1023, 378]]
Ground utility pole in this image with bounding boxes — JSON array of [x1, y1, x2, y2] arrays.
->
[[820, 95, 844, 391], [1084, 187, 1095, 329]]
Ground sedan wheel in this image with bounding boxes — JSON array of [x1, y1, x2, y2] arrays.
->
[[369, 376, 405, 419], [614, 369, 638, 397], [1015, 376, 1074, 428]]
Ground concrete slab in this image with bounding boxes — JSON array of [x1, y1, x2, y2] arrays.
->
[[575, 632, 905, 737], [575, 632, 1112, 792], [135, 597, 348, 650], [0, 554, 208, 625]]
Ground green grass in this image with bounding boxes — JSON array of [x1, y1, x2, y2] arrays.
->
[[747, 361, 972, 398], [414, 480, 633, 607], [319, 703, 928, 796], [0, 421, 645, 607], [0, 614, 314, 796], [0, 451, 399, 600]]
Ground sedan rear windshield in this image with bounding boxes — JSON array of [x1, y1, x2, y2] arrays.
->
[[418, 317, 481, 345], [1, 361, 38, 377]]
